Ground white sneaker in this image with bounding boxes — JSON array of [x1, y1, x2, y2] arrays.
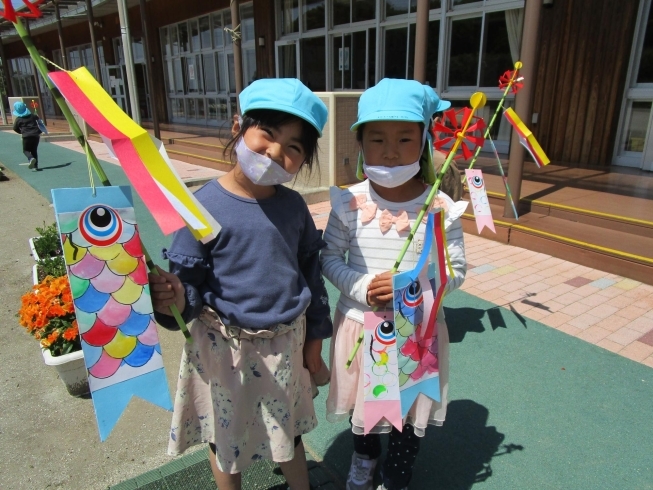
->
[[28, 158, 36, 169], [376, 485, 407, 490], [346, 452, 377, 490]]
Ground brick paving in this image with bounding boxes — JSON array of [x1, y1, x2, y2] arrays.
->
[[307, 202, 653, 369]]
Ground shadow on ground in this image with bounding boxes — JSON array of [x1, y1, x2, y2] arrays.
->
[[444, 303, 529, 343], [322, 400, 523, 489]]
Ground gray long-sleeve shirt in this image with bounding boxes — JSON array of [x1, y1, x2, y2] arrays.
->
[[154, 180, 332, 340]]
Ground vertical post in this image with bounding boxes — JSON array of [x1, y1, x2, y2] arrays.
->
[[0, 41, 13, 101], [0, 43, 9, 124], [25, 21, 46, 125], [0, 62, 6, 124], [55, 0, 69, 70], [230, 0, 243, 113], [413, 0, 429, 83], [84, 0, 103, 85], [117, 0, 141, 125], [139, 0, 160, 139], [503, 0, 543, 218]]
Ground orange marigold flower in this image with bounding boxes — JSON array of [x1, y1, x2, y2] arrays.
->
[[63, 326, 78, 341], [47, 331, 60, 343]]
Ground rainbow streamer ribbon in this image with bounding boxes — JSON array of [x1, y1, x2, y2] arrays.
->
[[504, 107, 550, 168], [52, 186, 173, 441], [48, 67, 220, 242]]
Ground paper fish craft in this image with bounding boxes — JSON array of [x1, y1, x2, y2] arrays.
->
[[465, 169, 496, 234], [48, 67, 220, 243], [52, 186, 172, 441], [503, 107, 550, 167], [363, 212, 448, 434]]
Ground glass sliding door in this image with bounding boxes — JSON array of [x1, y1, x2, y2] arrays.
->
[[301, 37, 326, 91], [384, 26, 408, 79], [615, 0, 653, 170], [277, 41, 299, 78], [333, 29, 373, 90]]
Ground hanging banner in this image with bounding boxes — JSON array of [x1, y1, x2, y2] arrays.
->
[[362, 212, 449, 434], [52, 186, 173, 441], [465, 169, 496, 234]]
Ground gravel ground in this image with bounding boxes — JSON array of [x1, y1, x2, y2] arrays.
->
[[0, 166, 194, 490]]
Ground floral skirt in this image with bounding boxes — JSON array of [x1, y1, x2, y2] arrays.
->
[[326, 308, 450, 437], [167, 307, 317, 473]]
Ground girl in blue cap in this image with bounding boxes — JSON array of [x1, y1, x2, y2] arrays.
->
[[322, 79, 468, 490], [12, 101, 43, 171], [149, 78, 332, 490]]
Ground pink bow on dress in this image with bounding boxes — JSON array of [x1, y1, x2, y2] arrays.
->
[[379, 209, 410, 233], [349, 195, 378, 223]]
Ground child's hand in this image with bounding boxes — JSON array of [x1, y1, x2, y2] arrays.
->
[[367, 271, 396, 307], [148, 266, 186, 316], [303, 338, 323, 374]]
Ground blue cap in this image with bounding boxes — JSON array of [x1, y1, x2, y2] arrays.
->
[[351, 78, 451, 131], [12, 101, 30, 117], [239, 78, 328, 136]]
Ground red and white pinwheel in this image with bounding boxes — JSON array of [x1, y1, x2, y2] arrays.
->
[[498, 68, 524, 94], [433, 107, 486, 160]]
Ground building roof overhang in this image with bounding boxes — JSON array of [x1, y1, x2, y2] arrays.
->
[[0, 0, 143, 44]]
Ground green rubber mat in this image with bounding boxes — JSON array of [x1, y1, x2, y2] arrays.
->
[[109, 448, 339, 490]]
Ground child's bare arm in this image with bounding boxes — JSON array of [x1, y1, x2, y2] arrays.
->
[[303, 338, 323, 374]]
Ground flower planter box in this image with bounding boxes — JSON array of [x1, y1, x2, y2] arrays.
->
[[29, 236, 40, 261], [41, 348, 90, 397], [32, 263, 39, 286]]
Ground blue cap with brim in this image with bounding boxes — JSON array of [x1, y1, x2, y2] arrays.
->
[[12, 101, 30, 117], [239, 78, 328, 136], [350, 78, 450, 131], [353, 79, 451, 185]]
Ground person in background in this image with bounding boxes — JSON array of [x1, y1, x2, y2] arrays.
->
[[12, 101, 42, 171]]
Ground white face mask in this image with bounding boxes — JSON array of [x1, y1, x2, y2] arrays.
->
[[235, 138, 295, 186], [363, 160, 421, 188], [361, 126, 428, 188]]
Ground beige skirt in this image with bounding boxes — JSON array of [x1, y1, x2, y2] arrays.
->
[[167, 307, 317, 473], [326, 308, 450, 437]]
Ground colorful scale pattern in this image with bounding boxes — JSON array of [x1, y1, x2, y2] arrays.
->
[[59, 207, 159, 380]]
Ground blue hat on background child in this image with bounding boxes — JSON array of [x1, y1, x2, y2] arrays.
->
[[239, 78, 328, 136], [12, 101, 30, 117], [352, 78, 451, 184]]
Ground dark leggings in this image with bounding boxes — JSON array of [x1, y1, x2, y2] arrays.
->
[[209, 435, 302, 457], [353, 424, 421, 490], [22, 136, 39, 166]]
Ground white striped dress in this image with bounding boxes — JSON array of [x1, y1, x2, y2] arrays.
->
[[321, 179, 467, 435]]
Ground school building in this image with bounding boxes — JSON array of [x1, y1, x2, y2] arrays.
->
[[0, 0, 651, 173]]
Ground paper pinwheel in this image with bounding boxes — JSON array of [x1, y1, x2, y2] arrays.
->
[[433, 108, 486, 160], [499, 69, 524, 94]]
